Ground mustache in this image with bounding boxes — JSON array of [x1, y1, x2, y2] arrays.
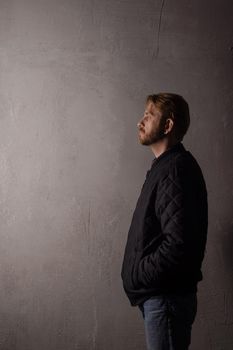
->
[[137, 123, 144, 131]]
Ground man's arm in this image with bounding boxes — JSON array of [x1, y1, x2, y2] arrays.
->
[[137, 169, 189, 287]]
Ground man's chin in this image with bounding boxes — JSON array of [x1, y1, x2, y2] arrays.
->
[[138, 136, 151, 146]]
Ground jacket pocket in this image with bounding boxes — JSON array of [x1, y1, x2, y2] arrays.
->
[[136, 235, 164, 287], [122, 254, 138, 290], [131, 252, 140, 288], [132, 251, 148, 289]]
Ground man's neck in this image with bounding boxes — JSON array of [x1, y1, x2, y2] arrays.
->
[[150, 138, 179, 159]]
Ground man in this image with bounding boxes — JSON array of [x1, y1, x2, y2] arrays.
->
[[121, 93, 208, 350]]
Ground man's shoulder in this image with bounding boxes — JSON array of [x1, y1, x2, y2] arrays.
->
[[153, 148, 201, 180]]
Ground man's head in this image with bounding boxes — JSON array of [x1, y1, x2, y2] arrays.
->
[[137, 93, 190, 146]]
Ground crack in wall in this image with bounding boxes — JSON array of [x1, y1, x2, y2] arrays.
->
[[87, 200, 91, 255], [153, 0, 166, 59], [92, 295, 98, 350]]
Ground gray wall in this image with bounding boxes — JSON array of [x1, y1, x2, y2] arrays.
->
[[0, 0, 232, 349]]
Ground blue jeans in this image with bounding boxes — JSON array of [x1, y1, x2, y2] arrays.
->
[[138, 292, 197, 350]]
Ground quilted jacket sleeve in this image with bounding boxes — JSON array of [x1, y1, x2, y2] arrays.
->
[[138, 167, 189, 287]]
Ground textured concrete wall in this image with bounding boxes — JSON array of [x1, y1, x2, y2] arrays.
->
[[0, 0, 232, 349]]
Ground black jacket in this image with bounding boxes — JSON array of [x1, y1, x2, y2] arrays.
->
[[121, 142, 208, 306]]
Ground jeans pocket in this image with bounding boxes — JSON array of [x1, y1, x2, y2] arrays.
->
[[143, 295, 167, 314]]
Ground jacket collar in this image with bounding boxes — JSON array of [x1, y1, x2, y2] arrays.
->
[[151, 142, 186, 166]]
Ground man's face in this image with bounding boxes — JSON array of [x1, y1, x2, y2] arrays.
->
[[137, 101, 166, 146]]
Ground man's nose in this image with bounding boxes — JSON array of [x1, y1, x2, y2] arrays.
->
[[137, 117, 144, 129]]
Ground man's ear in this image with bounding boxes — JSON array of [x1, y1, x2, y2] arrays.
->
[[164, 118, 174, 135]]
